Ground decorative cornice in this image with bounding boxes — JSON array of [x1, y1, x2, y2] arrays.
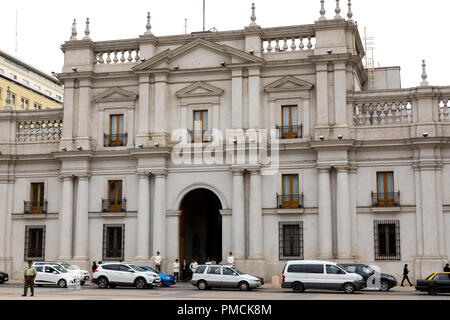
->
[[94, 87, 138, 103]]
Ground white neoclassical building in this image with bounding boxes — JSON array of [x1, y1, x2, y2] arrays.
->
[[0, 1, 449, 281]]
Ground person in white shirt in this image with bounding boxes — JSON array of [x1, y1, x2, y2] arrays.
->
[[190, 260, 198, 274], [227, 252, 235, 266], [205, 258, 212, 265], [173, 259, 180, 282], [154, 252, 162, 272]]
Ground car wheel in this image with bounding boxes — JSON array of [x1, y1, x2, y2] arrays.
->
[[197, 280, 208, 290], [379, 280, 390, 292], [428, 287, 438, 295], [97, 277, 109, 289], [343, 283, 356, 294], [239, 281, 250, 291], [292, 282, 304, 293], [135, 278, 147, 289], [57, 279, 67, 288]]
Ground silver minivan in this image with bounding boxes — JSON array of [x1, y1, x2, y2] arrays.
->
[[191, 265, 262, 291], [281, 260, 365, 294]]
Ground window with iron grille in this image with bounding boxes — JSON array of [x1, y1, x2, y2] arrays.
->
[[24, 226, 45, 261], [279, 221, 303, 260], [374, 220, 401, 260], [102, 224, 125, 261]]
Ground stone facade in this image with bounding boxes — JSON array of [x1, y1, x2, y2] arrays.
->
[[0, 2, 449, 281]]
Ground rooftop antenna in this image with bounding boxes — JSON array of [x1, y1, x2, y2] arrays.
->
[[363, 27, 375, 90], [203, 0, 206, 32]]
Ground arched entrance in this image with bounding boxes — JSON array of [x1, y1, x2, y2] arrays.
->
[[179, 188, 222, 264]]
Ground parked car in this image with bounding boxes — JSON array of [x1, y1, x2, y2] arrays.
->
[[92, 263, 162, 289], [191, 264, 262, 291], [34, 264, 80, 288], [281, 260, 365, 294], [415, 272, 450, 295], [139, 266, 176, 287], [0, 271, 8, 284], [341, 264, 397, 292], [33, 261, 90, 285]]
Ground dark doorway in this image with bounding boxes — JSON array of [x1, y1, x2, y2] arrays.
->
[[180, 188, 222, 264]]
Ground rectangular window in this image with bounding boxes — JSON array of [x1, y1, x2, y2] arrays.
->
[[21, 97, 29, 109], [11, 93, 16, 105], [281, 174, 300, 208], [109, 114, 124, 146], [281, 105, 299, 139], [103, 225, 125, 261], [10, 73, 17, 80], [374, 220, 401, 260], [376, 172, 395, 207], [193, 110, 208, 142], [24, 226, 45, 261], [30, 183, 45, 213], [56, 95, 62, 101], [107, 180, 123, 212], [34, 84, 41, 91], [34, 103, 42, 110], [279, 221, 303, 260], [45, 90, 52, 96], [23, 79, 29, 85]]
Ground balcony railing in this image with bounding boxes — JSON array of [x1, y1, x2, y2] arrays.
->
[[104, 133, 127, 147], [189, 130, 212, 143], [372, 192, 400, 208], [277, 194, 304, 209], [24, 201, 48, 214], [276, 125, 303, 139], [102, 199, 127, 213]]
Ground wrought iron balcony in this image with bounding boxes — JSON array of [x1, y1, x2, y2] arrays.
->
[[24, 201, 48, 214], [372, 192, 400, 208], [102, 199, 127, 213], [188, 130, 212, 143], [275, 125, 303, 139], [277, 193, 304, 209], [104, 133, 127, 147]]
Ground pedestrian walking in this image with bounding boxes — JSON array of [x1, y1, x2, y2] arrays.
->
[[173, 259, 180, 282], [401, 264, 413, 287], [155, 252, 162, 272], [444, 263, 450, 272], [92, 261, 98, 273], [190, 260, 198, 275], [181, 259, 189, 282], [227, 252, 235, 267], [22, 260, 37, 297]]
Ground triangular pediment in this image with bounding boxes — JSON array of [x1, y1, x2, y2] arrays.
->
[[264, 76, 314, 93], [94, 87, 138, 102], [176, 81, 224, 98], [133, 38, 265, 72]]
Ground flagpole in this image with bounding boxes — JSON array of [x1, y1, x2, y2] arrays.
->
[[203, 0, 205, 31]]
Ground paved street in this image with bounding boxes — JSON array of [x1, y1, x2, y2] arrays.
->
[[0, 281, 448, 300]]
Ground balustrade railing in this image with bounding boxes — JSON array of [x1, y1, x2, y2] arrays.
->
[[102, 199, 127, 213], [24, 200, 48, 214], [277, 194, 304, 209], [438, 98, 450, 122], [353, 101, 413, 126], [276, 125, 303, 139], [16, 119, 63, 142], [372, 192, 400, 208], [95, 48, 140, 65], [262, 36, 315, 54]]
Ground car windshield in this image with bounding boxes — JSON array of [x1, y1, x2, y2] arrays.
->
[[61, 262, 76, 270], [336, 264, 348, 273], [53, 265, 67, 273], [230, 268, 244, 275], [130, 265, 146, 272], [144, 266, 158, 273], [362, 266, 375, 274], [427, 273, 436, 280]]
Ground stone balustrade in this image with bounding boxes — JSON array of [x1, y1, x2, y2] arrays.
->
[[353, 100, 413, 126], [16, 119, 63, 143], [438, 97, 450, 122], [95, 48, 141, 65], [262, 35, 315, 54]]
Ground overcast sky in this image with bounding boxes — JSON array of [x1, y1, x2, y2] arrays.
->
[[1, 0, 449, 88]]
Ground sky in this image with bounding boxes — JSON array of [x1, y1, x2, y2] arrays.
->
[[1, 0, 449, 88]]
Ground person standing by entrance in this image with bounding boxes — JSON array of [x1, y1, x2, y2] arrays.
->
[[181, 259, 189, 282], [190, 260, 198, 276], [22, 261, 37, 297], [227, 252, 235, 267], [401, 264, 413, 286], [155, 252, 162, 272], [173, 259, 180, 282], [444, 263, 450, 272], [92, 261, 98, 273]]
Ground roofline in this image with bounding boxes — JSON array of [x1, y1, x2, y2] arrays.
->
[[0, 49, 61, 86]]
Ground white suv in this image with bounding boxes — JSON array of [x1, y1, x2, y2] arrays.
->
[[33, 261, 90, 285], [281, 260, 365, 294], [93, 263, 162, 289], [34, 264, 80, 288]]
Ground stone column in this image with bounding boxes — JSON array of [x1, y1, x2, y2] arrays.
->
[[73, 175, 90, 262], [77, 78, 92, 150], [59, 176, 74, 260], [334, 62, 347, 126], [135, 171, 150, 261], [231, 68, 243, 129], [61, 79, 75, 147], [420, 165, 440, 257], [248, 67, 261, 129], [0, 183, 8, 270], [153, 171, 167, 260], [231, 169, 245, 260], [318, 166, 333, 259], [336, 166, 352, 261], [153, 73, 169, 146], [248, 168, 263, 259], [316, 63, 329, 127], [348, 166, 359, 260], [137, 75, 151, 147]]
